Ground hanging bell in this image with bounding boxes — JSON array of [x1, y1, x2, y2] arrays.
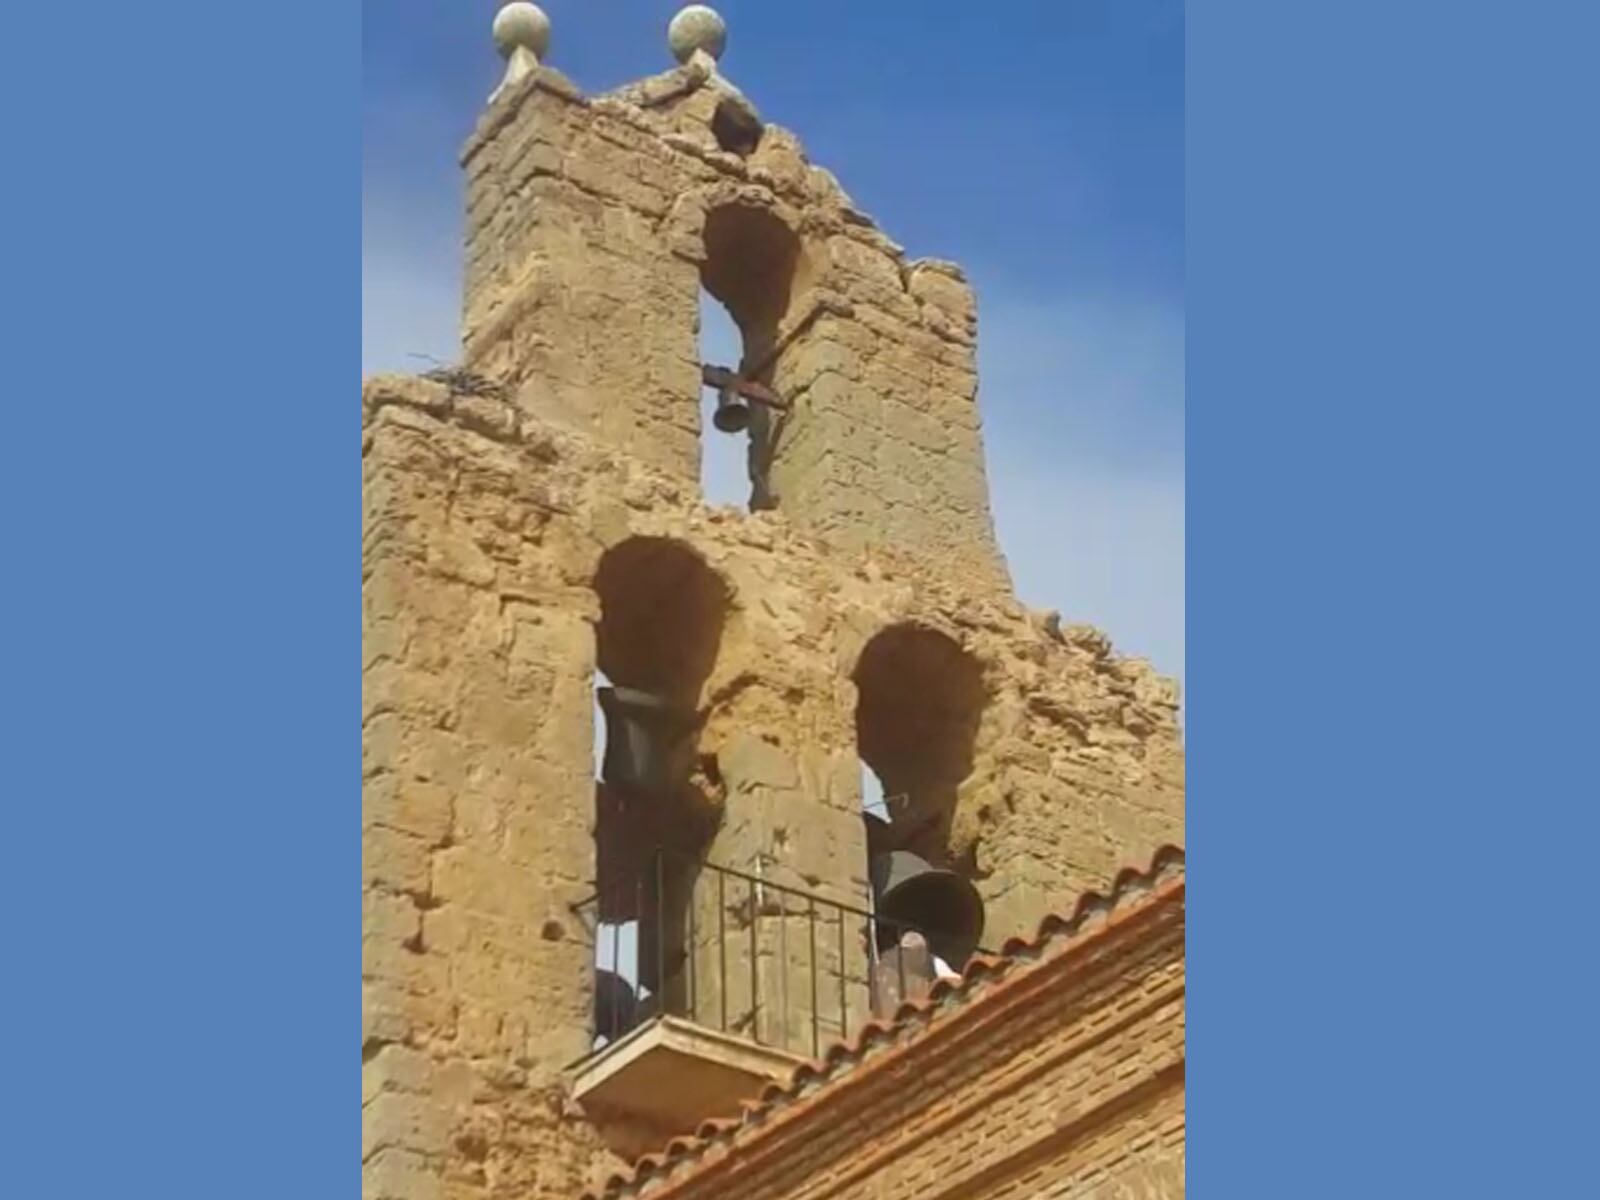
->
[[593, 967, 639, 1041], [597, 686, 701, 799], [712, 384, 751, 434], [869, 850, 986, 969]]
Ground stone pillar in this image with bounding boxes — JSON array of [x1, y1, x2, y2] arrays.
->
[[767, 251, 1008, 588], [363, 384, 612, 1200], [690, 710, 873, 1055], [460, 73, 706, 483]]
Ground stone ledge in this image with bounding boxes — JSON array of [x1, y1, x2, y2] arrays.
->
[[462, 66, 589, 169], [570, 1016, 805, 1160]]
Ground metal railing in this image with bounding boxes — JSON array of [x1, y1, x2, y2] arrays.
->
[[573, 847, 976, 1060]]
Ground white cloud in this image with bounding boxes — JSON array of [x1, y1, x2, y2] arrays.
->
[[990, 457, 1184, 682], [361, 186, 462, 375], [977, 295, 1185, 684]]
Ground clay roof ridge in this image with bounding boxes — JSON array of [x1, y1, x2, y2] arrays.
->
[[579, 844, 1185, 1200]]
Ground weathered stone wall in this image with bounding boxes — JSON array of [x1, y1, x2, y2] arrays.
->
[[363, 52, 1182, 1200], [457, 66, 1006, 586], [364, 382, 612, 1200], [361, 371, 1182, 1198]]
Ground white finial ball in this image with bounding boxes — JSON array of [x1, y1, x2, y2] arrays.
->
[[493, 3, 551, 61], [668, 5, 727, 64]]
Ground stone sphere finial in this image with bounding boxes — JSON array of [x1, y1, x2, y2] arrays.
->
[[668, 5, 727, 65], [493, 3, 551, 62], [489, 3, 550, 103]]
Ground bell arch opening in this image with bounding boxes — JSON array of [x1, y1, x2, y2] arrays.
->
[[696, 203, 809, 513], [589, 537, 729, 1046], [698, 290, 748, 509], [854, 624, 987, 993]]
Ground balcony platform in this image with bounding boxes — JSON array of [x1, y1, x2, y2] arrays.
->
[[570, 1016, 805, 1147]]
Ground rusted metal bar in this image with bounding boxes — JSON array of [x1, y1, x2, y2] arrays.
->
[[718, 869, 728, 1031], [687, 864, 697, 1021], [808, 897, 820, 1059], [749, 878, 760, 1044], [836, 906, 848, 1045], [779, 889, 790, 1054], [657, 850, 976, 946], [655, 850, 666, 1017], [701, 363, 790, 411], [743, 292, 853, 379]]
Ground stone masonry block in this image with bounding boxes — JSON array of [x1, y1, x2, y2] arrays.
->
[[365, 774, 454, 848], [364, 888, 424, 948], [363, 1147, 442, 1200], [363, 1043, 435, 1107], [363, 1091, 448, 1164], [363, 823, 433, 897]]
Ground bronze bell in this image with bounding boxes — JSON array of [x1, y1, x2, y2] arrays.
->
[[597, 686, 701, 799], [593, 967, 639, 1041], [712, 384, 751, 434], [869, 850, 986, 969]]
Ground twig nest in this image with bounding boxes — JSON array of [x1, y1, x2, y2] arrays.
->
[[669, 5, 727, 64], [493, 3, 551, 61]]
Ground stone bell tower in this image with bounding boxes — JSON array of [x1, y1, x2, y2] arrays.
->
[[361, 7, 1185, 1200]]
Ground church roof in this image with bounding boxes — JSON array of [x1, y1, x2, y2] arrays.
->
[[582, 844, 1187, 1200]]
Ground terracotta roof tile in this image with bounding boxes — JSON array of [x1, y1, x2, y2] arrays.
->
[[581, 844, 1185, 1200]]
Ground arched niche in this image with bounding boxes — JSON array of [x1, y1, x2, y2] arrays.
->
[[700, 201, 808, 371], [595, 535, 728, 710], [670, 189, 815, 512], [590, 537, 730, 1043], [854, 623, 986, 853]]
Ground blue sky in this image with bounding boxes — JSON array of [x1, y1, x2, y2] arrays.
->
[[363, 0, 1184, 685]]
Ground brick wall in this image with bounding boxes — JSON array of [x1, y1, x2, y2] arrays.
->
[[593, 878, 1184, 1200]]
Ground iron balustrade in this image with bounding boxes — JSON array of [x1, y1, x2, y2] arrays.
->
[[572, 846, 985, 1059]]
